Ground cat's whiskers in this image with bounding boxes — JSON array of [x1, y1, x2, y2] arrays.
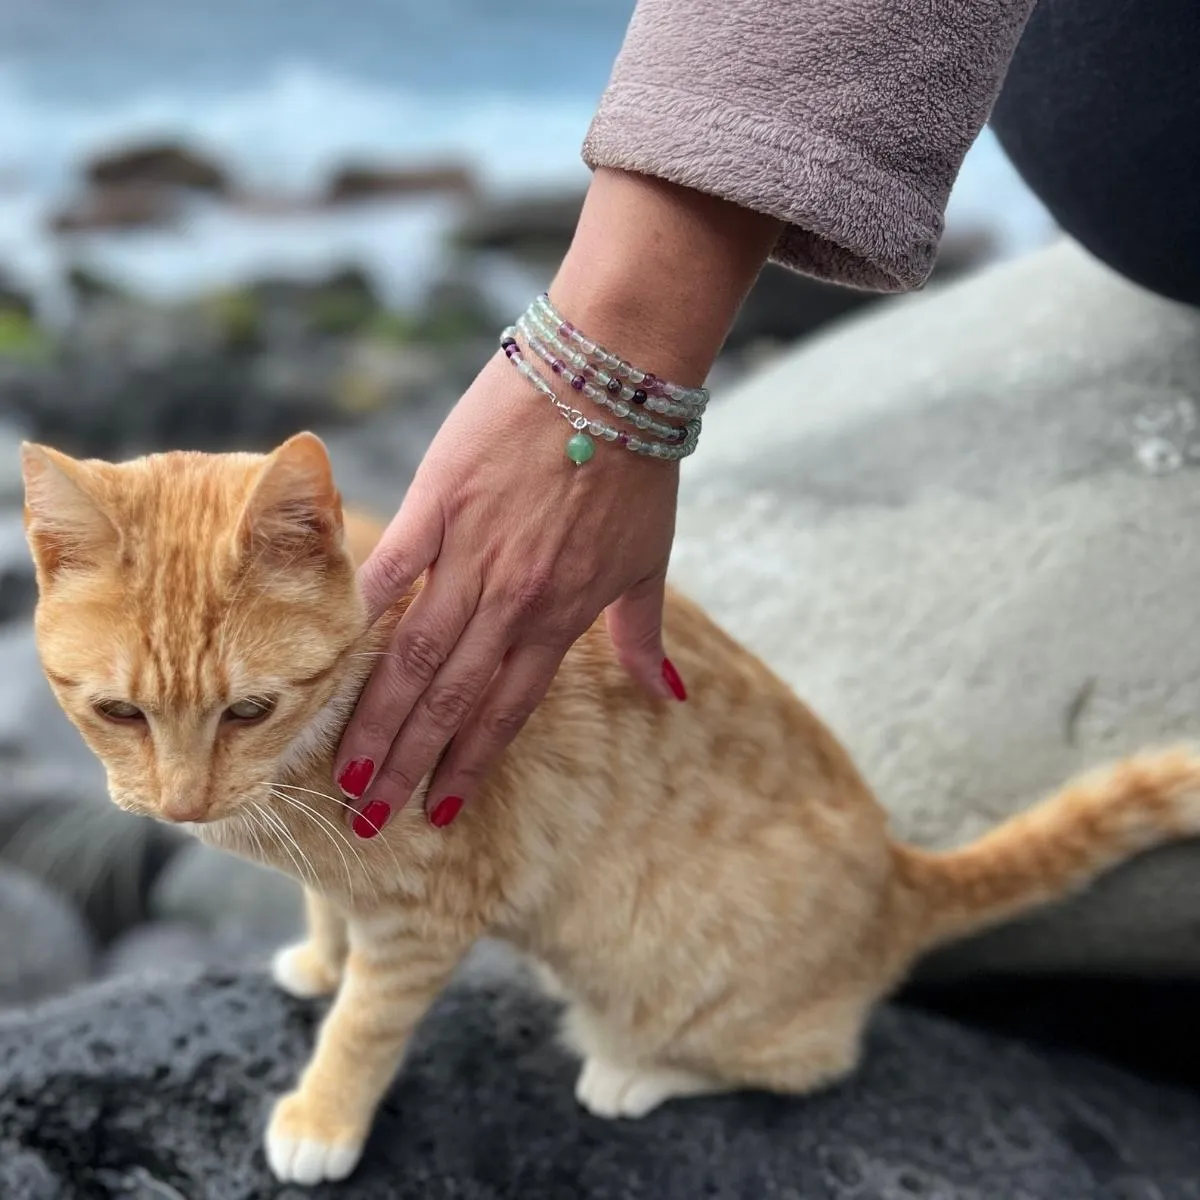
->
[[271, 779, 405, 881], [236, 804, 269, 867], [251, 799, 319, 888], [266, 785, 359, 900]]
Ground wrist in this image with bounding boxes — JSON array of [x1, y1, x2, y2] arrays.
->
[[548, 168, 781, 386]]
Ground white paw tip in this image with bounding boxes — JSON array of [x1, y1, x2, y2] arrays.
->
[[265, 1132, 363, 1185], [271, 945, 330, 1000], [574, 1059, 632, 1120]]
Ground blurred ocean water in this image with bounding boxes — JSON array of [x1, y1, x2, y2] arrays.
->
[[0, 0, 1054, 307]]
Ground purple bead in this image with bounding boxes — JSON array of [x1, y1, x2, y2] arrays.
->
[[504, 345, 518, 358], [642, 373, 657, 392], [559, 322, 572, 338], [500, 336, 516, 349], [570, 376, 585, 392], [551, 360, 564, 374], [617, 433, 630, 447], [632, 389, 647, 405], [606, 378, 621, 395]]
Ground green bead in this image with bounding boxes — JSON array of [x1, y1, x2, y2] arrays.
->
[[566, 433, 595, 464]]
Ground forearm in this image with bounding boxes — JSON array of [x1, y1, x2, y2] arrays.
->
[[549, 167, 781, 386], [584, 0, 1038, 292]]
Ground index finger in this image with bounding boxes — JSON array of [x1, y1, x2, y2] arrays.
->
[[356, 491, 444, 625]]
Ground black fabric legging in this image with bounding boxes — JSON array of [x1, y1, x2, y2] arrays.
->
[[990, 0, 1199, 308]]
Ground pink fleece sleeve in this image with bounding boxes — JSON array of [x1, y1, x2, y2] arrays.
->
[[582, 0, 1037, 292]]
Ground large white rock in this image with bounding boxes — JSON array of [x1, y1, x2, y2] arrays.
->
[[672, 240, 1200, 979]]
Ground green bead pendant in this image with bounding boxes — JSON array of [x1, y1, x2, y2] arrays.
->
[[566, 432, 595, 464]]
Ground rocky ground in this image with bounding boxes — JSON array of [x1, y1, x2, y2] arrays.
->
[[7, 952, 1200, 1200]]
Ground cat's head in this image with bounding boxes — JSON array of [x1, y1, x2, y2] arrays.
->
[[21, 432, 366, 825]]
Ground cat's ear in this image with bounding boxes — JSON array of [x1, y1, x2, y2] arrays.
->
[[20, 443, 120, 583], [238, 431, 344, 562]]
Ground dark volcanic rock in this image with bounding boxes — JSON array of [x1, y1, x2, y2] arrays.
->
[[325, 162, 478, 205], [84, 141, 229, 194], [0, 510, 36, 625], [0, 865, 93, 1006], [0, 777, 184, 945], [454, 188, 584, 264], [2, 966, 1200, 1199], [49, 183, 181, 234]]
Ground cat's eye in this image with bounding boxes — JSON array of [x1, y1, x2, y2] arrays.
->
[[224, 698, 275, 723], [95, 699, 144, 723]]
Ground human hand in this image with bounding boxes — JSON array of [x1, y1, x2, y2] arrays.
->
[[334, 169, 781, 836], [333, 345, 685, 835]]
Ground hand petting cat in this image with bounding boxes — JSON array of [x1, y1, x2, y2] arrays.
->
[[334, 169, 782, 835], [332, 348, 682, 836]]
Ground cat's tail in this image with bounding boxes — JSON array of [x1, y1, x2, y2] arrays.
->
[[891, 746, 1200, 956]]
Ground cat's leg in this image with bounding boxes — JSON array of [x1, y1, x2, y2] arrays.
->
[[565, 1001, 729, 1121], [265, 921, 465, 1184], [271, 888, 348, 1000], [737, 997, 867, 1098], [569, 995, 867, 1120]]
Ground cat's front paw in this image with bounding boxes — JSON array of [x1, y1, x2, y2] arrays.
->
[[272, 942, 343, 1000], [265, 1089, 367, 1184]]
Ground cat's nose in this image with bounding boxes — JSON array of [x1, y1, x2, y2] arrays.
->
[[160, 792, 211, 823]]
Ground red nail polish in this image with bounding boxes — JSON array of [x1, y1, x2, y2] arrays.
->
[[337, 758, 374, 800], [352, 799, 391, 840], [429, 796, 463, 829], [662, 657, 687, 702]]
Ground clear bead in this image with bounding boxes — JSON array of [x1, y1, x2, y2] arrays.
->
[[635, 414, 649, 429], [628, 437, 642, 452], [614, 402, 630, 418], [602, 427, 618, 442]]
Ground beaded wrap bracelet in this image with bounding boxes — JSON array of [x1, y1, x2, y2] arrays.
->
[[524, 302, 705, 423], [516, 313, 694, 445], [532, 293, 709, 417], [500, 324, 701, 464]]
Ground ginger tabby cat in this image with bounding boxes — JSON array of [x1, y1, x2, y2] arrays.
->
[[21, 432, 1200, 1186]]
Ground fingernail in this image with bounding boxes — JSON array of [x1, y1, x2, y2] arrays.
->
[[352, 799, 391, 840], [662, 658, 687, 702], [429, 795, 463, 829], [337, 757, 375, 800]]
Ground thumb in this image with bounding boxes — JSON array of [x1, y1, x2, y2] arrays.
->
[[604, 570, 683, 701], [357, 486, 444, 625]]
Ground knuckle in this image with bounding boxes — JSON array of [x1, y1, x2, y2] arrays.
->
[[365, 553, 417, 606], [354, 718, 398, 752], [616, 633, 661, 671], [395, 629, 447, 684], [419, 682, 477, 730], [506, 568, 554, 619], [479, 703, 533, 744], [373, 760, 417, 801]]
